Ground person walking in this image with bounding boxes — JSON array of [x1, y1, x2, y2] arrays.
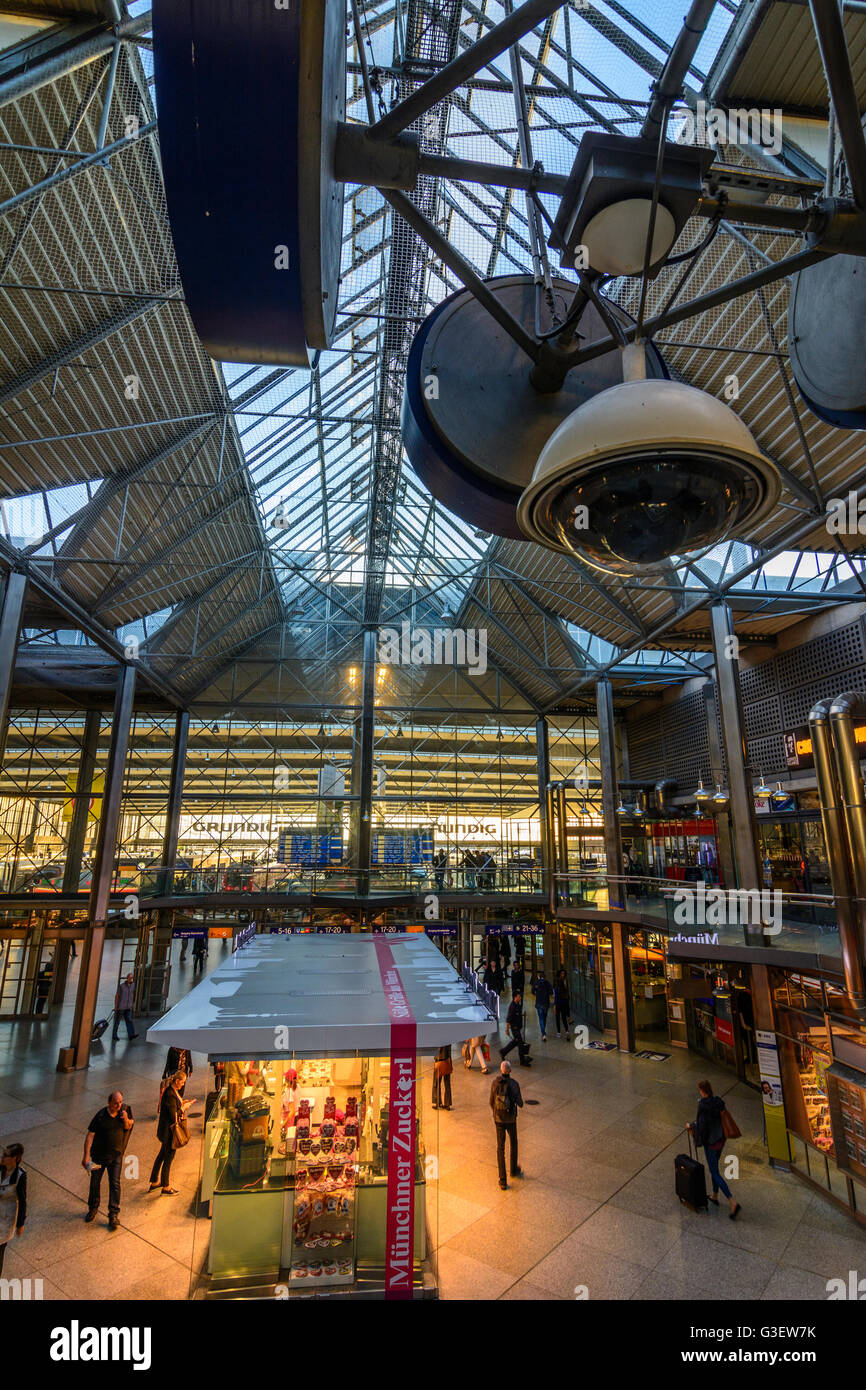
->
[[462, 1035, 489, 1074], [500, 989, 531, 1066], [687, 1080, 741, 1220], [82, 1092, 134, 1231], [534, 970, 553, 1042], [192, 934, 208, 976], [432, 1044, 453, 1110], [553, 968, 571, 1039], [112, 972, 138, 1041], [490, 1060, 524, 1190], [149, 1071, 196, 1196], [0, 1143, 26, 1276]]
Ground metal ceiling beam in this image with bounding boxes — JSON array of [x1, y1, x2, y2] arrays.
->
[[48, 418, 216, 559], [0, 11, 152, 109], [0, 293, 167, 409], [808, 0, 866, 207]]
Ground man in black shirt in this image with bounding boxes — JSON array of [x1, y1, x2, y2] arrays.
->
[[83, 1091, 134, 1230], [490, 1061, 524, 1190], [500, 989, 531, 1066]]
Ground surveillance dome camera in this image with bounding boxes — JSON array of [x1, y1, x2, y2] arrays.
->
[[516, 378, 780, 576]]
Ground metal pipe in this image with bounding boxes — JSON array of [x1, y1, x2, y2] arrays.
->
[[545, 783, 557, 913], [349, 0, 377, 125], [556, 781, 569, 904], [415, 150, 567, 194], [641, 0, 719, 139], [829, 692, 866, 988], [0, 120, 158, 219], [95, 38, 121, 152], [808, 0, 866, 208], [369, 0, 567, 142], [809, 698, 866, 1014]]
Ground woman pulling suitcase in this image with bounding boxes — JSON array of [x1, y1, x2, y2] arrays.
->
[[686, 1080, 741, 1220]]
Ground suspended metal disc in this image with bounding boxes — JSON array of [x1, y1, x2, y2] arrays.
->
[[401, 275, 667, 538], [789, 254, 866, 429], [152, 0, 344, 365]]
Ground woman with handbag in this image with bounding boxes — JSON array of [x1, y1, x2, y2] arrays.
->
[[432, 1045, 453, 1110], [687, 1080, 741, 1220], [148, 1070, 197, 1195]]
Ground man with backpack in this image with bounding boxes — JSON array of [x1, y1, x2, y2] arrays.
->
[[490, 1061, 524, 1190]]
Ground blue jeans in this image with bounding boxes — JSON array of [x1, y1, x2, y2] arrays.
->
[[536, 1005, 549, 1037], [113, 1008, 134, 1040], [704, 1143, 732, 1199]]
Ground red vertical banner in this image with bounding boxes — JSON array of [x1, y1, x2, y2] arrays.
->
[[373, 936, 417, 1300]]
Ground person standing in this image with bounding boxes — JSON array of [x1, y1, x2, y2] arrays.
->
[[112, 972, 138, 1041], [34, 955, 53, 1014], [0, 1143, 26, 1276], [500, 989, 531, 1066], [534, 970, 553, 1042], [149, 1071, 196, 1196], [511, 957, 525, 998], [82, 1092, 134, 1231], [553, 968, 571, 1039], [432, 848, 448, 893], [432, 1044, 453, 1110], [687, 1080, 741, 1220], [490, 1061, 523, 1190]]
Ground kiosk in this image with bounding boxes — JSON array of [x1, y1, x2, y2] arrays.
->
[[147, 931, 496, 1298]]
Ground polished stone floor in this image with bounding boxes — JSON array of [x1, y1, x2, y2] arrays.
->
[[1, 942, 864, 1301]]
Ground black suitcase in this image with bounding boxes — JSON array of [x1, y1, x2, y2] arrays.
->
[[91, 1011, 114, 1041], [675, 1133, 708, 1211]]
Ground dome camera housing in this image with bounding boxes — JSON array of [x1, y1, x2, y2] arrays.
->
[[516, 378, 781, 576]]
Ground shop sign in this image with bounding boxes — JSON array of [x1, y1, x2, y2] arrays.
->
[[484, 924, 544, 936], [424, 924, 457, 936], [208, 926, 233, 939], [373, 936, 417, 1302], [714, 1016, 735, 1047]]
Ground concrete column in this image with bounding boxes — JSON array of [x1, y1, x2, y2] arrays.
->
[[710, 603, 765, 947], [65, 665, 136, 1069], [703, 684, 736, 888], [597, 678, 634, 1052]]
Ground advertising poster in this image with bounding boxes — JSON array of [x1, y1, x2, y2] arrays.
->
[[756, 1028, 790, 1161]]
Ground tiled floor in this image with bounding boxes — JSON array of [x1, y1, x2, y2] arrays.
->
[[1, 949, 865, 1300]]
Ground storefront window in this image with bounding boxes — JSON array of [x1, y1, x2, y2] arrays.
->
[[196, 1052, 435, 1296], [776, 1009, 834, 1156]]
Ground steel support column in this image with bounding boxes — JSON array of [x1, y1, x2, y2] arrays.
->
[[0, 572, 26, 766], [703, 684, 737, 888], [159, 711, 190, 898], [65, 665, 136, 1071], [356, 629, 377, 897], [55, 710, 101, 1005], [597, 677, 634, 1052], [535, 717, 551, 896]]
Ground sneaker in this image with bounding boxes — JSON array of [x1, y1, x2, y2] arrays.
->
[[84, 1210, 97, 1223], [108, 1217, 119, 1231], [542, 1036, 547, 1043]]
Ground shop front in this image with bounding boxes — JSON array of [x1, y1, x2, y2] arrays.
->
[[558, 923, 616, 1035], [772, 969, 866, 1223], [147, 931, 496, 1297]]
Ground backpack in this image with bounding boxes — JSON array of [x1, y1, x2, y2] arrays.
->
[[493, 1078, 517, 1124]]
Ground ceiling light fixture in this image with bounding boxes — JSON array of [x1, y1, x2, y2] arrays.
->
[[755, 771, 772, 797], [713, 784, 729, 807], [694, 777, 711, 806]]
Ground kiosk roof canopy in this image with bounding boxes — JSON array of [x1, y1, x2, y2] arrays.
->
[[146, 933, 495, 1056]]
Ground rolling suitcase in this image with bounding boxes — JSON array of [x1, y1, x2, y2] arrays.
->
[[91, 1011, 114, 1042], [675, 1132, 708, 1211]]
